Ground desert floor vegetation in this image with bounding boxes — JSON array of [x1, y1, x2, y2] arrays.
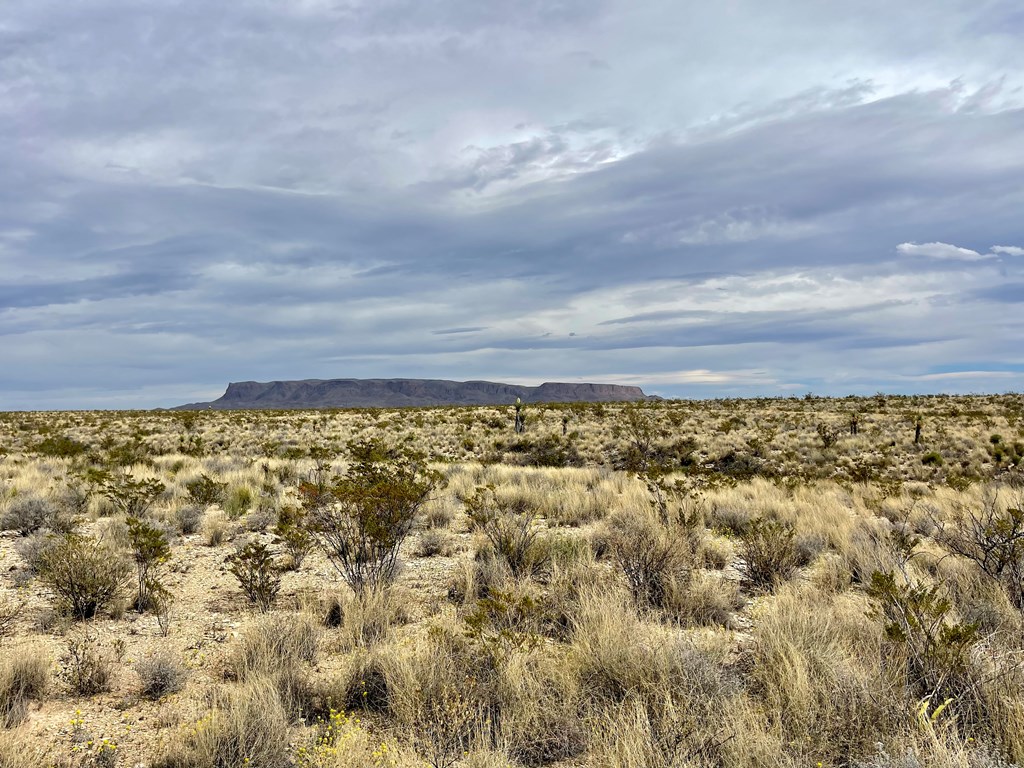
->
[[0, 393, 1023, 766]]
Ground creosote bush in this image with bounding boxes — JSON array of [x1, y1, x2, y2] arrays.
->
[[867, 569, 980, 706], [933, 491, 1024, 610], [300, 439, 442, 594], [36, 534, 131, 619], [227, 540, 282, 612], [95, 469, 165, 517], [184, 473, 227, 507], [465, 485, 549, 581], [126, 515, 171, 611], [274, 504, 314, 570], [738, 517, 805, 591]]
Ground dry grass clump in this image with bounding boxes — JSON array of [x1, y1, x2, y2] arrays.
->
[[201, 509, 231, 546], [384, 618, 585, 767], [153, 677, 292, 768], [322, 587, 406, 650], [0, 646, 49, 727], [422, 496, 456, 529], [415, 528, 456, 557], [750, 583, 902, 763], [383, 624, 499, 763], [175, 503, 204, 535], [231, 611, 320, 718], [569, 586, 675, 701], [0, 730, 54, 767], [571, 587, 752, 767], [664, 569, 742, 627]]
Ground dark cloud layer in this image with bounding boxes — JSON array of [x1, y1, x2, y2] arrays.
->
[[2, 0, 1023, 408]]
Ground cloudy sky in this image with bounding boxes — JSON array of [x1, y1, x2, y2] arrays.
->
[[2, 0, 1023, 409]]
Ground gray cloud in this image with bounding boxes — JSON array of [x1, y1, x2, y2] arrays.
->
[[2, 0, 1024, 408]]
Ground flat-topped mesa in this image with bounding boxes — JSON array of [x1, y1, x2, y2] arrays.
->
[[174, 378, 655, 410]]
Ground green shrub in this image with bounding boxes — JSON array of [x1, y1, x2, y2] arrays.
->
[[36, 534, 130, 619], [816, 422, 840, 449], [32, 435, 88, 458], [299, 440, 441, 594], [273, 505, 314, 570], [464, 486, 549, 581], [738, 518, 805, 591], [615, 438, 699, 474], [708, 450, 766, 479], [184, 474, 227, 507], [612, 403, 666, 472], [867, 570, 979, 705], [464, 587, 546, 657], [104, 437, 155, 467], [227, 540, 281, 612], [126, 516, 172, 612], [503, 435, 584, 468], [95, 470, 165, 517]]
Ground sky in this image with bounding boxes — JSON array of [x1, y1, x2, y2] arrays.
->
[[2, 0, 1024, 409]]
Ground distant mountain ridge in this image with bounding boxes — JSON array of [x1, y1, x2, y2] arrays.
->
[[173, 378, 655, 410]]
